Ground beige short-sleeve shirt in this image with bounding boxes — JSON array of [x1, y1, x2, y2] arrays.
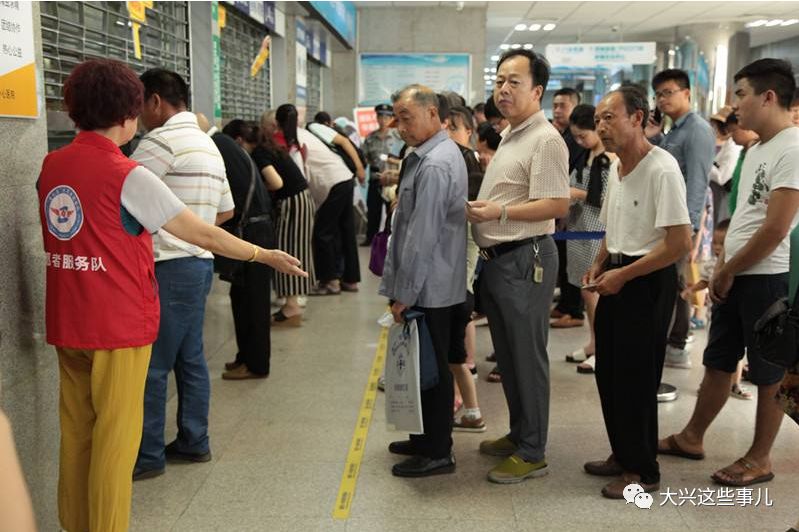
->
[[472, 110, 570, 248]]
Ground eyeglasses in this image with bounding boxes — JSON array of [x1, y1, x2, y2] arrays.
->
[[655, 88, 685, 100]]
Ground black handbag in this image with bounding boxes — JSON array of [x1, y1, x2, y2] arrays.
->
[[213, 151, 258, 283], [753, 294, 799, 369]]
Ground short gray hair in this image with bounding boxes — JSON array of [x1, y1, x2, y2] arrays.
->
[[391, 84, 439, 110]]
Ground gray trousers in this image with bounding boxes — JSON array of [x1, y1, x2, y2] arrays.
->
[[479, 236, 558, 462]]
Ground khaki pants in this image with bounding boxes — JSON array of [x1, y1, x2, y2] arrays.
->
[[57, 345, 152, 532]]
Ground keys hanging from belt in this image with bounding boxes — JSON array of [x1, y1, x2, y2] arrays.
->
[[532, 242, 543, 284]]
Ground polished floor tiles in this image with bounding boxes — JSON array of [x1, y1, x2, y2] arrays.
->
[[130, 250, 799, 532]]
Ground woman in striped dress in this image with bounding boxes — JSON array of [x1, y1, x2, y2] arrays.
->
[[251, 123, 315, 326], [564, 104, 613, 373]]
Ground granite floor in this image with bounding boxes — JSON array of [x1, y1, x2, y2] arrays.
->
[[128, 249, 799, 532]]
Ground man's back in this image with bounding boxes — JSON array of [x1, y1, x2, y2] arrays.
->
[[132, 111, 233, 260]]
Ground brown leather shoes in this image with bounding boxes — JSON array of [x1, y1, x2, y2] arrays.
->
[[584, 455, 623, 476], [601, 474, 659, 499], [222, 365, 268, 380]]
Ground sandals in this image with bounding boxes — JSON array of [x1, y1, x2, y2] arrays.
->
[[566, 347, 592, 363], [487, 366, 502, 383], [730, 383, 753, 400], [576, 355, 595, 374], [712, 457, 774, 487], [658, 434, 705, 460], [272, 310, 302, 327]]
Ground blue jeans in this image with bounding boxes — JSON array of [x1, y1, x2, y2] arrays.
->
[[137, 257, 213, 471]]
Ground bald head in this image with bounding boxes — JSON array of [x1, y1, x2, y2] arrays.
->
[[195, 112, 211, 133]]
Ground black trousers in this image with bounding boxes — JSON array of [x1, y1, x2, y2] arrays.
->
[[313, 179, 361, 283], [555, 238, 584, 319], [594, 261, 677, 484], [365, 177, 387, 243], [229, 221, 274, 375], [667, 253, 691, 350], [408, 304, 460, 459]]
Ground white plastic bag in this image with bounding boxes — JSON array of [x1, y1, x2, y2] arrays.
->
[[385, 321, 424, 434]]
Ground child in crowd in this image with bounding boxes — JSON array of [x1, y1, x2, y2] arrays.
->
[[681, 219, 752, 400]]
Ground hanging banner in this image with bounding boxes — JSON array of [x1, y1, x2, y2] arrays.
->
[[0, 0, 38, 118], [353, 107, 379, 139], [250, 35, 270, 78], [296, 20, 307, 104], [545, 42, 657, 67]]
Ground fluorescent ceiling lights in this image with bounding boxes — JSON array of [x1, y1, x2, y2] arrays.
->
[[484, 74, 491, 80], [746, 18, 797, 28], [511, 44, 522, 49], [499, 44, 510, 50], [514, 23, 527, 31], [543, 23, 556, 31], [484, 67, 490, 73], [490, 54, 500, 61], [529, 23, 541, 31], [523, 43, 533, 50], [490, 67, 497, 73], [491, 75, 497, 80]]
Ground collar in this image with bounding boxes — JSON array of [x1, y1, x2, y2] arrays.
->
[[409, 129, 449, 159], [670, 110, 693, 129], [206, 126, 219, 137], [162, 110, 198, 128], [502, 110, 547, 139], [73, 130, 124, 155]]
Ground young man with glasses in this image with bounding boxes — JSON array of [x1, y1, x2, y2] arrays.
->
[[648, 69, 716, 369]]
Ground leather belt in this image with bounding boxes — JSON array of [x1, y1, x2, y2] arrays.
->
[[479, 236, 547, 261], [608, 253, 642, 266]]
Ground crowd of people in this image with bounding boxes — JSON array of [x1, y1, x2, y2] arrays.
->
[[0, 46, 796, 532]]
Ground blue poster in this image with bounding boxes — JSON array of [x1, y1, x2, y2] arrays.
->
[[308, 1, 356, 48], [359, 54, 471, 106]]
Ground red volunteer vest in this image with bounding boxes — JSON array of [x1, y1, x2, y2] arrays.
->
[[37, 131, 159, 349]]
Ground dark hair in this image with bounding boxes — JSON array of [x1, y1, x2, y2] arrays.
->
[[449, 105, 474, 133], [496, 50, 550, 95], [275, 103, 299, 148], [793, 88, 799, 106], [314, 111, 332, 124], [554, 87, 581, 104], [473, 102, 486, 113], [477, 121, 501, 151], [734, 58, 796, 109], [613, 86, 650, 129], [711, 118, 728, 136], [436, 93, 450, 123], [652, 69, 690, 91], [222, 119, 259, 144], [569, 104, 596, 130], [484, 95, 503, 121], [716, 218, 731, 231], [63, 59, 143, 130], [725, 112, 739, 126], [441, 91, 466, 109], [140, 68, 189, 108]]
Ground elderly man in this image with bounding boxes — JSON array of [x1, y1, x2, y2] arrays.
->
[[379, 84, 467, 478], [466, 49, 570, 484], [583, 86, 692, 499]]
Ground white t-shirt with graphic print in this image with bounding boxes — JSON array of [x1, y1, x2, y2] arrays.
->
[[725, 126, 799, 275]]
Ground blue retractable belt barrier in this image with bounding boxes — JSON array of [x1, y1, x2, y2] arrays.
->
[[552, 231, 605, 241]]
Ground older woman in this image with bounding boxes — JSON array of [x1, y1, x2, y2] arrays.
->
[[38, 59, 304, 532]]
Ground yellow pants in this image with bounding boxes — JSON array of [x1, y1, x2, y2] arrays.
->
[[57, 345, 152, 532]]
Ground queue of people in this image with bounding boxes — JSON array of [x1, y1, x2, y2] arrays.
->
[[17, 47, 799, 532]]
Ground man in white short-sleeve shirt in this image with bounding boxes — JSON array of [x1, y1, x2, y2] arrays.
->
[[131, 69, 234, 480], [660, 58, 799, 490], [582, 87, 691, 500]]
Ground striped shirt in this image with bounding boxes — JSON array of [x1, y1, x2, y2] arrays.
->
[[473, 110, 569, 248], [132, 112, 234, 261]]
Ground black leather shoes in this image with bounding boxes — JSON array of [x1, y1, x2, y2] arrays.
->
[[391, 455, 456, 477], [388, 440, 419, 456], [132, 466, 165, 481], [165, 441, 212, 463]]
